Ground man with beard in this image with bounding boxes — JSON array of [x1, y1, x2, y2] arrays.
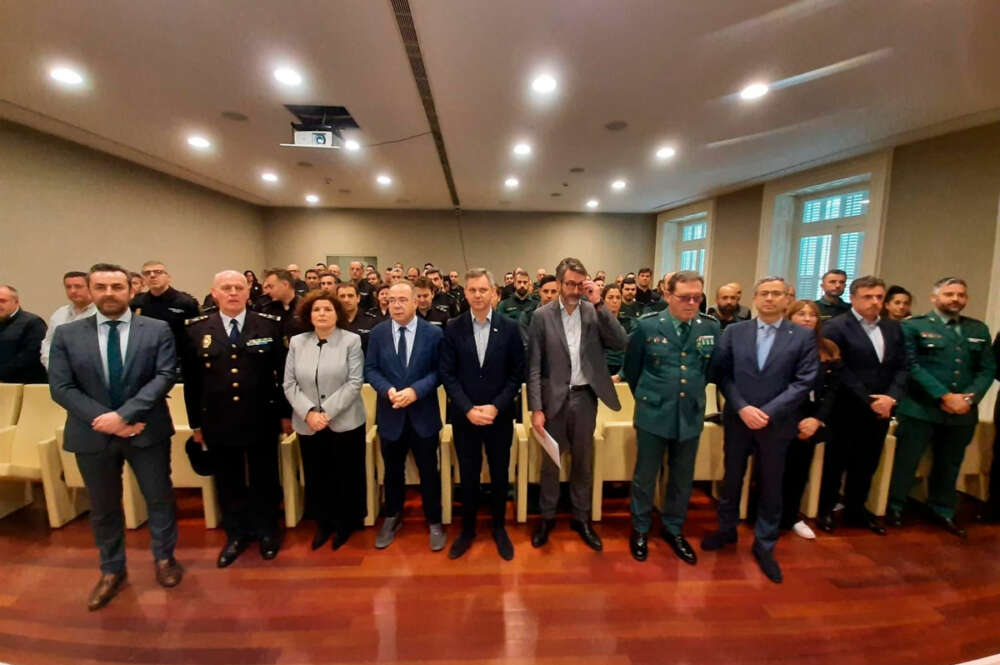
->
[[498, 269, 537, 323], [815, 270, 851, 320], [707, 283, 752, 330], [426, 268, 458, 317], [518, 275, 558, 348], [887, 277, 994, 537], [619, 277, 644, 322], [414, 277, 449, 327]]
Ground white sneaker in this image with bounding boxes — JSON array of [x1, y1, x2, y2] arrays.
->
[[792, 520, 816, 540]]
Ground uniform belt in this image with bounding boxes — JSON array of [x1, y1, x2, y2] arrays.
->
[[569, 384, 592, 392]]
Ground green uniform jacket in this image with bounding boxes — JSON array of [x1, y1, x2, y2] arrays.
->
[[897, 311, 995, 425], [497, 295, 537, 323], [620, 301, 644, 320], [623, 311, 720, 441], [604, 315, 636, 370]]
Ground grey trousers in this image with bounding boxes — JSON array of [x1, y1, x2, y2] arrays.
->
[[540, 389, 597, 521]]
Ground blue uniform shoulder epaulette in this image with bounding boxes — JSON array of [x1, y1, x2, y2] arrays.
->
[[256, 312, 282, 322], [185, 315, 208, 325]]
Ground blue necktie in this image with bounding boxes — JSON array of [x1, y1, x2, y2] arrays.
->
[[757, 324, 775, 370], [397, 326, 408, 368], [106, 320, 124, 408], [229, 319, 240, 345]]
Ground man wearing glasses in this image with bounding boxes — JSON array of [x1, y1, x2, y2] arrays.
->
[[130, 261, 200, 379], [527, 257, 628, 551], [622, 271, 719, 564]]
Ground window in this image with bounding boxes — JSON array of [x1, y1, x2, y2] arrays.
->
[[793, 187, 869, 300], [655, 201, 713, 294], [680, 248, 705, 273], [681, 222, 707, 242]]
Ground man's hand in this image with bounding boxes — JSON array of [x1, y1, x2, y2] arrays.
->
[[305, 411, 330, 432], [192, 428, 205, 445], [941, 393, 971, 415], [582, 280, 601, 304], [869, 394, 895, 419], [531, 410, 546, 435], [387, 387, 397, 402], [92, 411, 126, 434], [797, 417, 822, 440], [466, 408, 492, 426], [391, 387, 418, 409], [281, 418, 293, 435], [477, 404, 498, 421], [611, 374, 622, 383], [739, 406, 770, 430]]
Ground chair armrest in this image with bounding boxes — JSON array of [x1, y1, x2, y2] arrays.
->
[[0, 426, 15, 462]]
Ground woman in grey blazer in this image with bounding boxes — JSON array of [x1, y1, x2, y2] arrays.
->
[[283, 291, 366, 550]]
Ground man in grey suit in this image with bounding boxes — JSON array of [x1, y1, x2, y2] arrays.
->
[[49, 263, 181, 611], [528, 257, 628, 550]]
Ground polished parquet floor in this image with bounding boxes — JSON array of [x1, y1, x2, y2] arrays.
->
[[1, 486, 999, 665]]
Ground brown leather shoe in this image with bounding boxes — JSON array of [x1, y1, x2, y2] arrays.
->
[[87, 571, 127, 611], [154, 558, 183, 588]]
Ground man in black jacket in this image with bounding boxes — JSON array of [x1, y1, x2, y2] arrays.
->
[[440, 269, 525, 560], [817, 276, 907, 534], [0, 285, 47, 384], [129, 261, 200, 379]]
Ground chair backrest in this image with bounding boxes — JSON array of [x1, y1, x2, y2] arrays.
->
[[437, 385, 447, 423], [705, 382, 719, 415], [11, 385, 65, 469], [167, 384, 187, 428], [361, 384, 377, 427], [0, 383, 24, 427], [521, 383, 530, 423]]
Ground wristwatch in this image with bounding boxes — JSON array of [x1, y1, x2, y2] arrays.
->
[[963, 395, 974, 405]]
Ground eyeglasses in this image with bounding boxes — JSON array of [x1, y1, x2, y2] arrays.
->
[[757, 290, 786, 298], [670, 294, 703, 304], [562, 280, 584, 289], [141, 269, 166, 277]]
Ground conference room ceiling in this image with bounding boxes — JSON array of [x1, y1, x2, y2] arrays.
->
[[2, 0, 999, 213]]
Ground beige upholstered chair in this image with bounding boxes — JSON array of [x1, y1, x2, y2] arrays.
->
[[1, 385, 61, 520], [0, 383, 24, 427]]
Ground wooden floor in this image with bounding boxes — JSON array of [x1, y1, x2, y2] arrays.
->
[[2, 487, 1000, 665]]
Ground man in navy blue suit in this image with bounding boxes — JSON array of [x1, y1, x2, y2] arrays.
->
[[440, 269, 525, 560], [365, 280, 446, 551], [702, 276, 818, 583]]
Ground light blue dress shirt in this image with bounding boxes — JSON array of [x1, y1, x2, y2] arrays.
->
[[471, 309, 492, 366], [756, 318, 781, 370]]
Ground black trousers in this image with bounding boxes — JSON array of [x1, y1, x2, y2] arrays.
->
[[381, 420, 441, 524], [208, 432, 282, 540], [75, 437, 177, 574], [781, 433, 821, 529], [819, 405, 890, 518], [453, 418, 513, 535], [299, 425, 367, 532]]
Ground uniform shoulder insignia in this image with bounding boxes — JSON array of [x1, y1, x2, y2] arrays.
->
[[257, 312, 282, 321], [185, 315, 208, 325], [638, 311, 658, 320], [699, 312, 718, 322], [909, 313, 931, 321]]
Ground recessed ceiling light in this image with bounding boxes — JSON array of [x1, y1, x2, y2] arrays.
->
[[344, 139, 360, 151], [739, 82, 769, 100], [273, 67, 303, 86], [187, 135, 211, 150], [49, 66, 84, 86], [611, 179, 627, 191], [655, 146, 676, 160], [261, 172, 279, 183], [531, 74, 557, 94], [305, 194, 319, 204], [586, 199, 599, 209], [504, 177, 519, 189], [376, 174, 392, 186], [513, 143, 532, 157]]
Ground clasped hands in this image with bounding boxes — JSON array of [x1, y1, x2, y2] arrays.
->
[[466, 404, 499, 426], [941, 392, 974, 415], [92, 412, 145, 437], [387, 387, 418, 409]]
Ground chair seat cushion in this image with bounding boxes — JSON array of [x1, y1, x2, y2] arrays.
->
[[0, 463, 42, 481]]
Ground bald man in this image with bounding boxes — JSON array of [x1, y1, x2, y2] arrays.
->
[[707, 283, 751, 330], [286, 264, 308, 297]]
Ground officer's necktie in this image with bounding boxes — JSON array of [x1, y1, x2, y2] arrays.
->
[[397, 326, 408, 368], [106, 320, 124, 409], [229, 319, 240, 345], [946, 318, 960, 340], [677, 321, 691, 344]]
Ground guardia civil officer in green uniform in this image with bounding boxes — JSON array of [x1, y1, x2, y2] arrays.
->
[[887, 277, 995, 537], [619, 278, 645, 322], [623, 270, 719, 563], [497, 270, 537, 323]]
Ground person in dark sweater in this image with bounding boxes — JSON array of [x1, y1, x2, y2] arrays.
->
[[0, 284, 48, 384]]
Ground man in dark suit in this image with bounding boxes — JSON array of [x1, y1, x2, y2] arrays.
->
[[817, 276, 907, 534], [702, 276, 818, 583], [181, 270, 287, 567], [440, 269, 525, 560], [49, 263, 181, 611], [0, 285, 48, 383], [527, 257, 628, 551], [365, 280, 446, 551]]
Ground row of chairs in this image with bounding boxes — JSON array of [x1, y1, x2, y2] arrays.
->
[[0, 382, 994, 530]]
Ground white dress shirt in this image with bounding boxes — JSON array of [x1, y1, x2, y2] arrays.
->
[[220, 309, 248, 337], [95, 308, 132, 383], [41, 302, 97, 369], [471, 309, 492, 366], [391, 316, 418, 367], [559, 297, 585, 386], [852, 308, 885, 362]]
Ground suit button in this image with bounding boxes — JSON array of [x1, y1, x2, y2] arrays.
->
[[955, 359, 962, 364], [642, 396, 647, 401], [232, 382, 239, 388], [680, 352, 687, 357], [680, 379, 687, 384], [679, 392, 686, 397], [680, 365, 687, 371], [231, 368, 238, 374], [233, 396, 240, 402], [231, 354, 237, 359], [231, 344, 237, 349]]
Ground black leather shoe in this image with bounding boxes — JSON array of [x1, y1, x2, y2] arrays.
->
[[531, 519, 555, 548], [752, 542, 783, 583], [816, 513, 835, 533], [629, 530, 648, 562], [493, 528, 514, 561], [312, 526, 333, 551], [331, 528, 354, 551], [886, 508, 904, 528], [845, 511, 887, 536], [87, 571, 127, 611], [217, 538, 250, 568], [663, 529, 697, 565], [933, 514, 967, 539], [260, 534, 282, 560], [700, 529, 737, 551], [449, 532, 474, 559], [570, 520, 603, 551]]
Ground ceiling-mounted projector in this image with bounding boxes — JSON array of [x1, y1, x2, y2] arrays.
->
[[281, 130, 342, 149], [279, 105, 360, 150]]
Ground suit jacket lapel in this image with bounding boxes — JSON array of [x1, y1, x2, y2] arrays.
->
[[551, 303, 571, 361], [761, 319, 793, 373], [846, 314, 881, 364], [403, 320, 421, 382], [122, 316, 143, 377], [85, 315, 106, 387], [481, 315, 500, 370]]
